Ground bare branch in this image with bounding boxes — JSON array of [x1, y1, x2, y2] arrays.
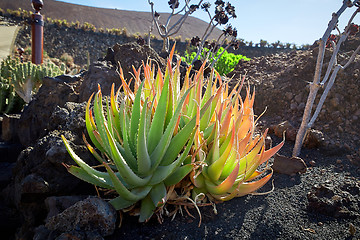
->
[[342, 43, 360, 69], [292, 0, 359, 157]]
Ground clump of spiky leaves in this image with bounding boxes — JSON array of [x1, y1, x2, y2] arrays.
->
[[62, 44, 283, 223], [189, 72, 284, 201], [61, 45, 215, 222]]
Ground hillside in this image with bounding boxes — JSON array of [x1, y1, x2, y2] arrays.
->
[[0, 0, 223, 40]]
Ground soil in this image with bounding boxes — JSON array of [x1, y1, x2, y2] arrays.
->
[[105, 137, 360, 240], [105, 40, 360, 239]]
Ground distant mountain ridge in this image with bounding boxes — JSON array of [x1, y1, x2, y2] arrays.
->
[[0, 0, 222, 40]]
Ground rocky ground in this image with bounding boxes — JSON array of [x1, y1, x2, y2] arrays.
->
[[229, 37, 360, 166], [0, 41, 359, 239]]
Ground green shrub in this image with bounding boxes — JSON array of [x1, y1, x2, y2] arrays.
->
[[182, 47, 250, 76]]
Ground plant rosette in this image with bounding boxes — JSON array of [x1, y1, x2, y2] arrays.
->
[[62, 44, 283, 223]]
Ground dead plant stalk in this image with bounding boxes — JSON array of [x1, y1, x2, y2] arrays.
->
[[148, 0, 203, 52], [293, 0, 360, 157]]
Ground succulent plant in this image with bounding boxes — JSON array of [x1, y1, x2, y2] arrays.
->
[[62, 46, 214, 222], [190, 73, 284, 201], [62, 45, 283, 222], [10, 60, 65, 103], [0, 76, 23, 114], [0, 56, 65, 113]]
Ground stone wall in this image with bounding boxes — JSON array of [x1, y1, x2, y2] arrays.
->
[[14, 21, 292, 66]]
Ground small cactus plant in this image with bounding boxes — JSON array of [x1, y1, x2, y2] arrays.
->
[[0, 56, 65, 113]]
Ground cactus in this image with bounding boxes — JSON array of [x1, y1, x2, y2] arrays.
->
[[0, 75, 23, 114], [0, 56, 65, 114]]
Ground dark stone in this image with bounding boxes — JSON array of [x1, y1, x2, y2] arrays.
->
[[17, 76, 81, 147], [78, 43, 167, 102], [45, 196, 88, 220], [229, 47, 360, 156], [0, 162, 15, 189], [273, 153, 307, 176], [45, 197, 117, 237], [303, 129, 324, 149], [20, 173, 50, 202], [307, 181, 360, 219], [55, 231, 86, 240], [112, 42, 165, 85], [2, 114, 21, 142], [0, 142, 24, 162], [3, 101, 96, 239], [192, 59, 211, 78], [98, 47, 116, 65], [78, 61, 120, 102], [48, 102, 86, 143], [0, 198, 21, 239], [33, 225, 52, 240], [272, 121, 297, 141]]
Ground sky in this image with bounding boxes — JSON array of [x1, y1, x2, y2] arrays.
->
[[56, 0, 360, 46]]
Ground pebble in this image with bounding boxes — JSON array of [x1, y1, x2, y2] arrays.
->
[[309, 160, 316, 166], [343, 143, 351, 150], [336, 159, 342, 164], [349, 223, 356, 236]]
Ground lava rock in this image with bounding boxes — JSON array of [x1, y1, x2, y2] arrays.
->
[[272, 121, 297, 141], [2, 114, 21, 142], [78, 60, 120, 102], [45, 195, 88, 219], [0, 198, 21, 240], [3, 101, 96, 239], [273, 153, 307, 176], [44, 197, 116, 237], [20, 173, 50, 202], [113, 42, 165, 84], [303, 129, 324, 149], [229, 48, 360, 155], [307, 181, 360, 219], [17, 76, 81, 147]]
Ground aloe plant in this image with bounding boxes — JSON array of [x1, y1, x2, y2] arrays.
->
[[62, 44, 283, 222], [188, 70, 284, 201], [62, 46, 214, 222]]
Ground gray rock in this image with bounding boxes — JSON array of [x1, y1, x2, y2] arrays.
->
[[307, 180, 360, 219], [272, 120, 297, 141], [17, 76, 81, 147], [45, 196, 88, 219], [304, 129, 324, 148], [45, 197, 117, 237], [2, 114, 21, 142], [78, 61, 120, 102], [20, 173, 50, 195]]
